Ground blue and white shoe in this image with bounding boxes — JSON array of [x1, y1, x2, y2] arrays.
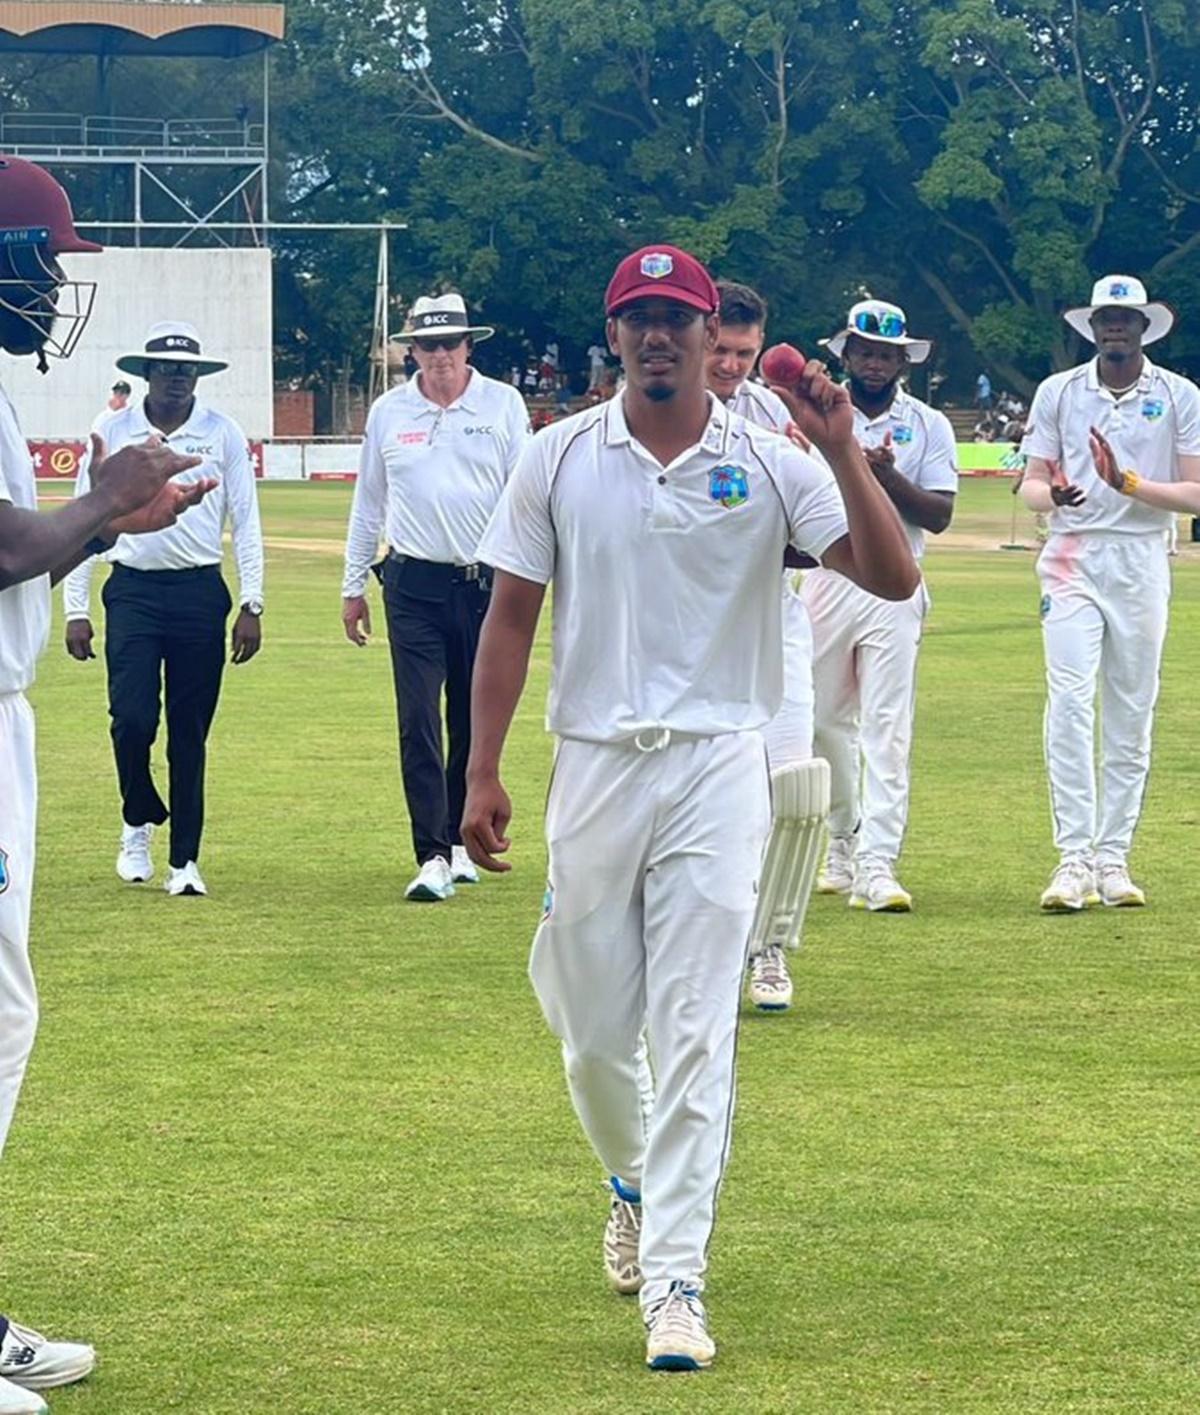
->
[[0, 1315, 95, 1393], [644, 1282, 715, 1371], [603, 1177, 643, 1294], [404, 857, 455, 902]]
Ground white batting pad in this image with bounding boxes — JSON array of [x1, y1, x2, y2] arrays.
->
[[748, 757, 831, 956]]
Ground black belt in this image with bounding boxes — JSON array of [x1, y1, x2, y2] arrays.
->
[[387, 550, 487, 583], [111, 562, 221, 582]]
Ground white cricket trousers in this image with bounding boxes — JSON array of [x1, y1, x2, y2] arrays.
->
[[761, 575, 814, 769], [529, 730, 771, 1309], [802, 568, 927, 862], [1037, 532, 1170, 864], [0, 692, 39, 1158]]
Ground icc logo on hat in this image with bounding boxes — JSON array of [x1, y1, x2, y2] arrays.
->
[[1108, 281, 1131, 298], [640, 252, 674, 279]]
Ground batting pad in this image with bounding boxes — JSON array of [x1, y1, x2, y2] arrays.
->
[[749, 757, 831, 956]]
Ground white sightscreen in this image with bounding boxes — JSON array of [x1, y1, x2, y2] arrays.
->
[[3, 247, 274, 439]]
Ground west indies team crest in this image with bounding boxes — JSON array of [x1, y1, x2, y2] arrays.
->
[[709, 464, 749, 508]]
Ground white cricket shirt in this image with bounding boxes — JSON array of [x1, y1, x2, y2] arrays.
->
[[0, 384, 49, 694], [852, 387, 957, 560], [728, 379, 791, 432], [477, 391, 848, 743], [62, 399, 264, 619], [1021, 357, 1200, 535], [341, 369, 531, 598]]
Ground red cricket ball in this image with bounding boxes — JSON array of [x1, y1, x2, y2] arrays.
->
[[760, 343, 807, 388]]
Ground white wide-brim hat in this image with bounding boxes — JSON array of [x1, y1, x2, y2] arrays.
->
[[1063, 275, 1174, 345], [397, 293, 494, 342], [821, 298, 931, 365], [116, 320, 228, 378]]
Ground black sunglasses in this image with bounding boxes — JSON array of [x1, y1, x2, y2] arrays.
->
[[148, 360, 199, 377], [413, 334, 467, 353]]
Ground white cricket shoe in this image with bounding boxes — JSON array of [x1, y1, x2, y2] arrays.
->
[[404, 857, 455, 902], [849, 859, 912, 913], [0, 1378, 44, 1415], [603, 1178, 643, 1294], [644, 1282, 715, 1371], [1096, 863, 1146, 908], [817, 836, 854, 894], [116, 823, 154, 883], [1039, 858, 1095, 913], [164, 861, 208, 897], [450, 845, 479, 885], [748, 945, 793, 1011], [0, 1316, 95, 1392]]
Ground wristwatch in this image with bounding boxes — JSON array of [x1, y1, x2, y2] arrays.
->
[[242, 598, 264, 616]]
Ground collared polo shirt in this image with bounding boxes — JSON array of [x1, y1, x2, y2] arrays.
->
[[477, 390, 848, 744], [0, 384, 49, 694], [341, 368, 531, 597], [728, 379, 791, 432], [63, 398, 264, 619], [1022, 357, 1200, 535], [852, 387, 957, 559]]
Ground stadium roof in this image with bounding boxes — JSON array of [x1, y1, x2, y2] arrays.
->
[[0, 2, 284, 57]]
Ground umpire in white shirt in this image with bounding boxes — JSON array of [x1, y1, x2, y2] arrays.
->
[[341, 293, 531, 902], [63, 322, 265, 898]]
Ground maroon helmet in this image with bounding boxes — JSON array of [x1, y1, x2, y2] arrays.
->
[[0, 155, 102, 254]]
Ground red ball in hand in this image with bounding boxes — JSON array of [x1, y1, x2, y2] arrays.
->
[[760, 343, 807, 388]]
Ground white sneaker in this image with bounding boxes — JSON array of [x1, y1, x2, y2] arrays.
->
[[0, 1378, 44, 1415], [0, 1316, 95, 1392], [1040, 858, 1095, 913], [450, 845, 479, 885], [849, 859, 912, 912], [817, 836, 854, 894], [603, 1178, 643, 1295], [404, 857, 455, 902], [164, 861, 208, 897], [116, 823, 154, 883], [644, 1282, 715, 1371], [1096, 863, 1146, 908], [748, 945, 793, 1011]]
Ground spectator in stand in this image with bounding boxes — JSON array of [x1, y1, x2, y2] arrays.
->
[[555, 375, 572, 416], [975, 371, 993, 413], [522, 362, 539, 396]]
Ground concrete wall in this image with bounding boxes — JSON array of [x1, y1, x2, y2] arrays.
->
[[4, 247, 274, 440]]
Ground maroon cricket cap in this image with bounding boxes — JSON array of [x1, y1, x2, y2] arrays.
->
[[0, 155, 102, 255], [605, 245, 719, 317]]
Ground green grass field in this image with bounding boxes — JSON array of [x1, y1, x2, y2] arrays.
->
[[10, 478, 1200, 1413]]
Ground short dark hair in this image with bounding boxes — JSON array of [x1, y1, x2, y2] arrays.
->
[[112, 380, 131, 393], [716, 280, 767, 329]]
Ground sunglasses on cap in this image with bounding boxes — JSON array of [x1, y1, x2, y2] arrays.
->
[[853, 308, 906, 338], [413, 334, 467, 353]]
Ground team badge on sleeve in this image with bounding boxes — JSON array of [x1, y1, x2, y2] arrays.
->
[[709, 465, 749, 508], [1141, 399, 1164, 422], [640, 252, 674, 279], [0, 847, 9, 895]]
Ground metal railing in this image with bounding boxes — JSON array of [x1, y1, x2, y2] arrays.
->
[[0, 112, 265, 155]]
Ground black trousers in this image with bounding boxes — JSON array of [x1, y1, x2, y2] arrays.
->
[[102, 563, 231, 868], [381, 555, 491, 866]]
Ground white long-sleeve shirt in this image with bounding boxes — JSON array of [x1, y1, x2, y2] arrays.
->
[[63, 398, 264, 620], [0, 383, 50, 694], [341, 368, 531, 598]]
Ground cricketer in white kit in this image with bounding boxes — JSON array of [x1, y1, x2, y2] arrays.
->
[[1019, 275, 1200, 912], [706, 279, 827, 1013], [807, 300, 958, 912], [461, 244, 918, 1372], [0, 156, 215, 1415]]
